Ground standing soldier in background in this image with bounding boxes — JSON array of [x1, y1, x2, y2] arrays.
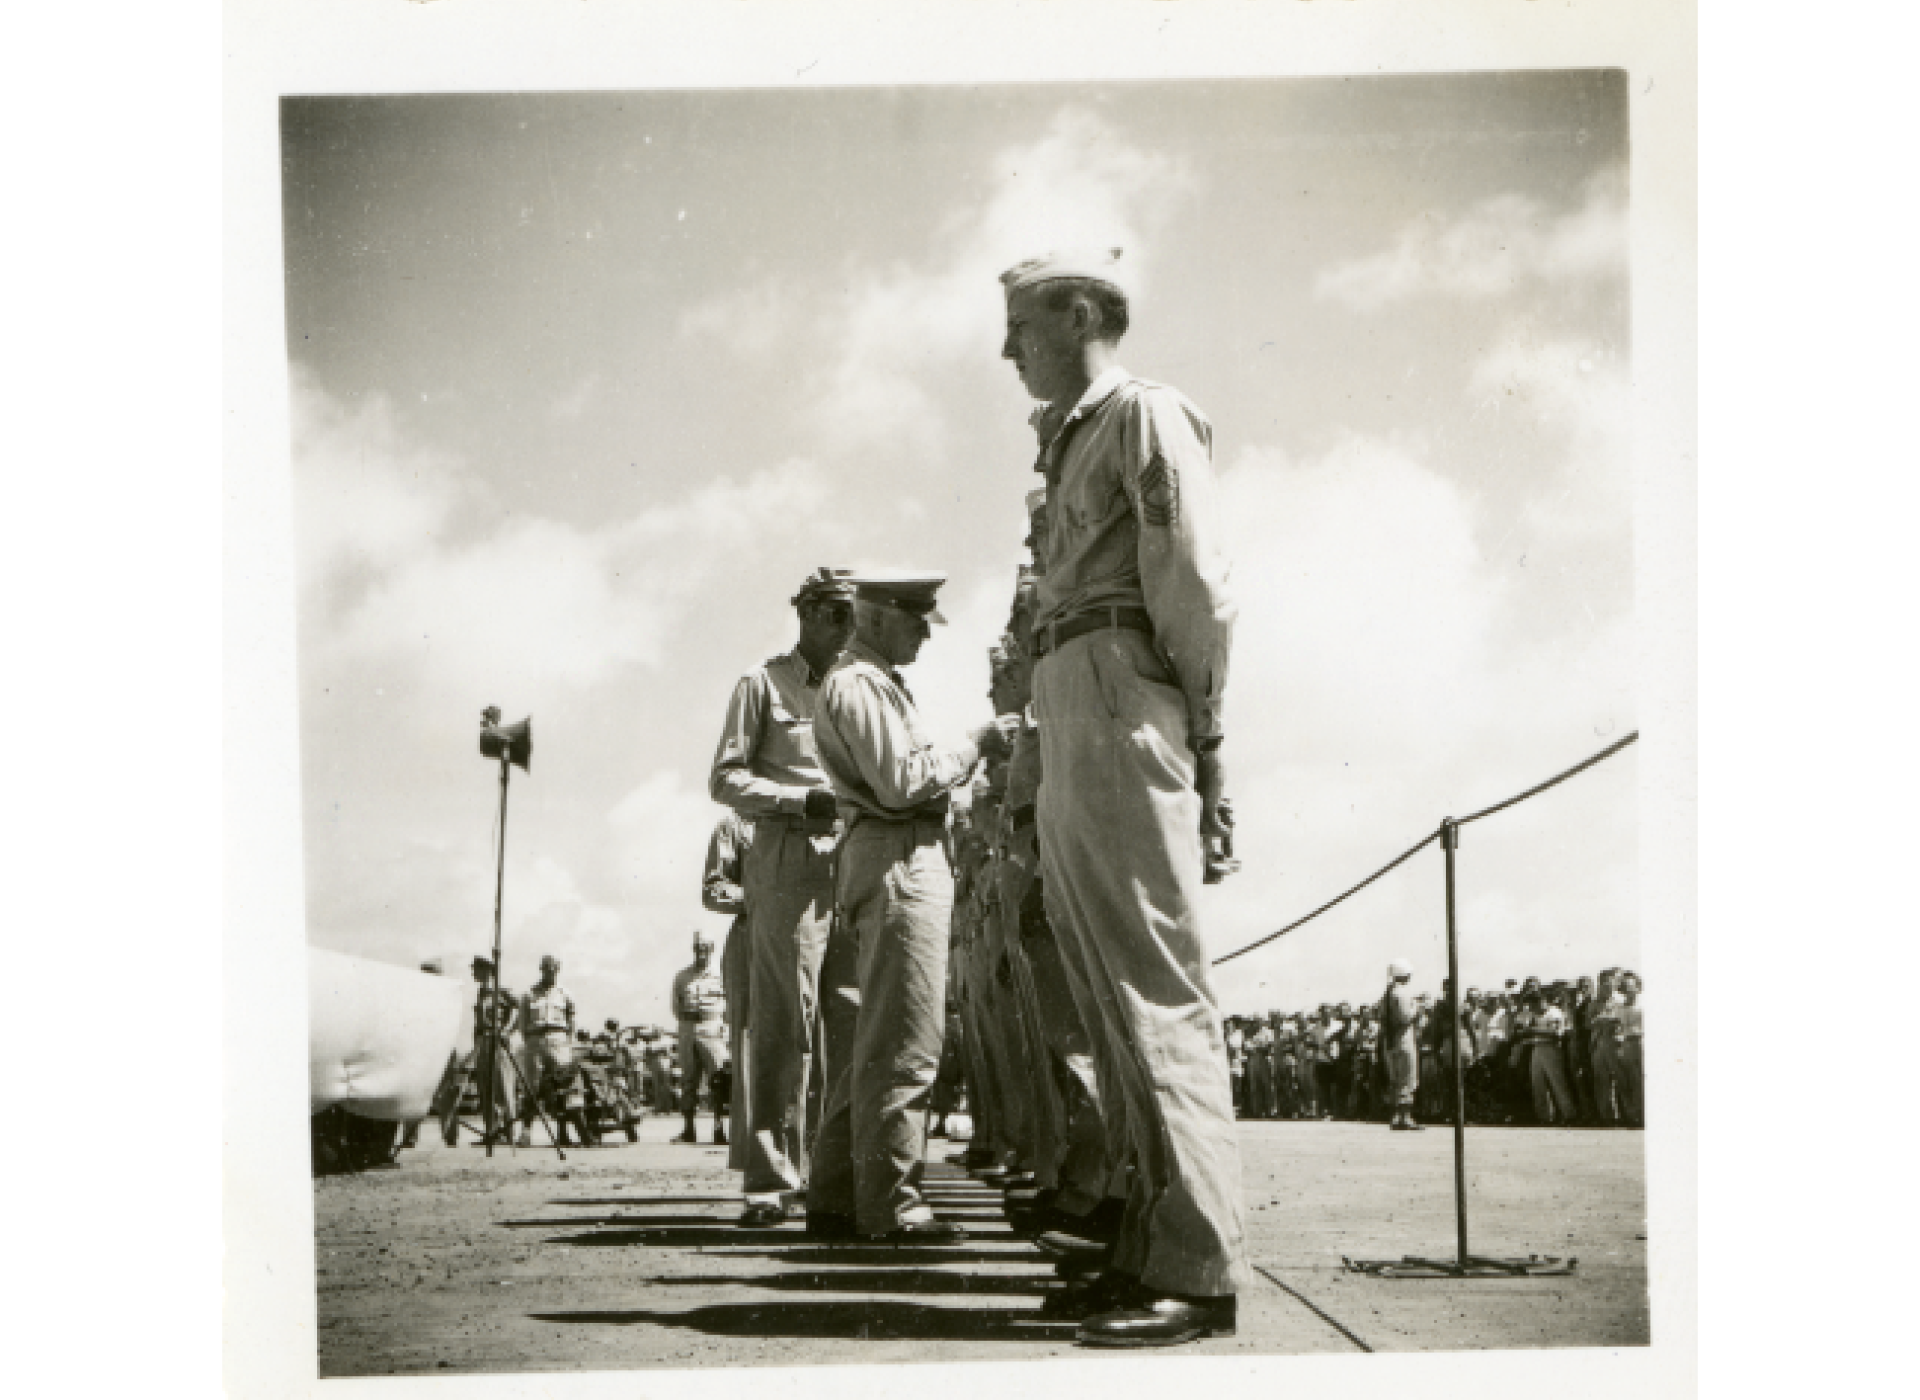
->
[[516, 955, 574, 1149], [710, 568, 855, 1226], [447, 955, 518, 1146], [807, 572, 1017, 1245], [1381, 960, 1423, 1131], [998, 249, 1247, 1346], [704, 809, 755, 1170], [670, 933, 730, 1145]]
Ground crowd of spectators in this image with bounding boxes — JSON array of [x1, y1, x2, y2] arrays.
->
[[1226, 967, 1644, 1128]]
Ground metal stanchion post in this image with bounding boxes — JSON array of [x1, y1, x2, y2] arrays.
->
[[1442, 818, 1469, 1271]]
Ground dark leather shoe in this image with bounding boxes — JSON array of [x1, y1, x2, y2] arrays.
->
[[1077, 1293, 1237, 1348], [738, 1202, 787, 1228], [1040, 1270, 1142, 1320], [804, 1211, 859, 1241], [865, 1220, 968, 1246]]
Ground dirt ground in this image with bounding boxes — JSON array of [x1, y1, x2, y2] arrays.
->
[[312, 1116, 1649, 1377]]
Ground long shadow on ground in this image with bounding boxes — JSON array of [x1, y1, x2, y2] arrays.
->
[[711, 1247, 1044, 1267], [621, 1269, 1056, 1297], [528, 1300, 1077, 1343]]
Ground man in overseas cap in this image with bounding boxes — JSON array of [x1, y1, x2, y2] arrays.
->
[[1381, 960, 1422, 1131], [709, 568, 855, 1225], [999, 247, 1247, 1345], [805, 571, 1019, 1244]]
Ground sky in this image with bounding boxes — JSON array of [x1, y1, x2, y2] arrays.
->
[[281, 73, 1635, 1029]]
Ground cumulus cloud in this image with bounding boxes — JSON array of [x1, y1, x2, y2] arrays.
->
[[1315, 167, 1626, 311], [289, 364, 472, 598], [291, 369, 832, 708], [1202, 435, 1636, 1008], [681, 106, 1195, 453]]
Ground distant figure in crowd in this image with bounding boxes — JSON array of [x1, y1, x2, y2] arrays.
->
[[1380, 960, 1422, 1131], [709, 567, 856, 1225], [671, 932, 730, 1145]]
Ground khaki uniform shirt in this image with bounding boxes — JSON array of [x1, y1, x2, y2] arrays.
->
[[672, 963, 727, 1024], [522, 982, 574, 1035], [814, 638, 977, 822], [1032, 365, 1236, 739], [709, 649, 835, 817]]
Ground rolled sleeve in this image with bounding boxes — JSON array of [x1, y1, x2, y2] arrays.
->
[[1125, 387, 1236, 740]]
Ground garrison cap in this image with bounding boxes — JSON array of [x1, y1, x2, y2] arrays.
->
[[851, 570, 948, 625], [1000, 247, 1131, 301], [792, 567, 856, 608]]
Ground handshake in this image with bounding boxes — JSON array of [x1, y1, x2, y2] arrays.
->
[[968, 713, 1024, 764]]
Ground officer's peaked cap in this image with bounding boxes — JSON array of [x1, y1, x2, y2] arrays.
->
[[851, 570, 948, 625]]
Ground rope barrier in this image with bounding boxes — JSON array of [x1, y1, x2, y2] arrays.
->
[[1455, 730, 1639, 827], [1210, 730, 1639, 967], [1213, 830, 1439, 967]]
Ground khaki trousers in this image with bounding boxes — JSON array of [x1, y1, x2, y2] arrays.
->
[[721, 913, 751, 1170], [1034, 629, 1251, 1297], [1528, 1042, 1577, 1123], [1589, 1033, 1625, 1125], [739, 820, 835, 1196], [808, 820, 953, 1234], [1386, 1029, 1420, 1108]]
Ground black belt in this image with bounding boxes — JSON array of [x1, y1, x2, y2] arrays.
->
[[1030, 606, 1154, 659]]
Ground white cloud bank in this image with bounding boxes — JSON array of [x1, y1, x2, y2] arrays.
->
[[681, 106, 1195, 454], [292, 367, 831, 711], [1315, 168, 1626, 311]]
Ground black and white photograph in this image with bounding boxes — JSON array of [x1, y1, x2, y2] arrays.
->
[[219, 4, 1700, 1394], [283, 70, 1652, 1375]]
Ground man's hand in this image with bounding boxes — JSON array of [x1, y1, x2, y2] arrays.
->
[[969, 714, 1022, 762], [803, 788, 838, 822], [1196, 749, 1228, 839], [1198, 757, 1239, 883]]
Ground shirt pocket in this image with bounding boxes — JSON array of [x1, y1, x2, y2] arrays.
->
[[766, 695, 816, 750]]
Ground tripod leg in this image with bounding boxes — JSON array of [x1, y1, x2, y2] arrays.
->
[[501, 1043, 568, 1161]]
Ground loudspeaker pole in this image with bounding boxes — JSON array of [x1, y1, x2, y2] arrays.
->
[[485, 755, 511, 1158]]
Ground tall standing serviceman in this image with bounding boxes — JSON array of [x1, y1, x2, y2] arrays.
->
[[998, 249, 1249, 1346], [807, 572, 1018, 1245], [709, 568, 856, 1226]]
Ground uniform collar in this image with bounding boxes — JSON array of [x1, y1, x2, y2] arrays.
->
[[779, 647, 826, 688], [1031, 365, 1130, 456], [1059, 364, 1130, 427], [845, 636, 902, 685]]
